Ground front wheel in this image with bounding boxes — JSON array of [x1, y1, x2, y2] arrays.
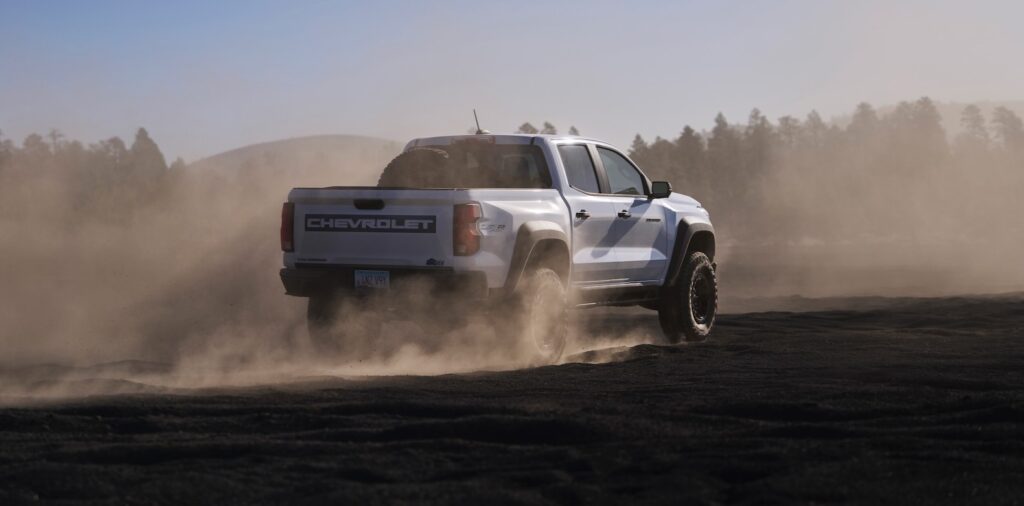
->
[[658, 252, 718, 344]]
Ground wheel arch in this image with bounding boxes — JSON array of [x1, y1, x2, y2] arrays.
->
[[503, 222, 570, 294], [664, 221, 715, 287]]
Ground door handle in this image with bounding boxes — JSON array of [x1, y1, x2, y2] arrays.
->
[[576, 210, 591, 219], [618, 210, 632, 219]]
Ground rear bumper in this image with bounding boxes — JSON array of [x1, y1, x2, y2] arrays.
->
[[280, 264, 489, 299]]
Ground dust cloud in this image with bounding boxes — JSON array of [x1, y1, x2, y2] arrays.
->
[[0, 134, 628, 403], [3, 99, 1024, 402], [630, 99, 1024, 301]]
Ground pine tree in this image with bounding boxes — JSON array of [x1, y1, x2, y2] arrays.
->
[[776, 116, 801, 148], [646, 136, 675, 182], [22, 133, 52, 164], [744, 108, 774, 175], [912, 97, 948, 155], [708, 113, 740, 168], [0, 129, 13, 172], [991, 107, 1024, 153], [674, 126, 706, 194], [629, 134, 649, 159], [568, 126, 580, 136], [169, 157, 187, 171], [955, 105, 990, 153], [47, 129, 65, 152], [516, 122, 539, 134], [541, 122, 557, 135], [845, 102, 881, 174], [847, 102, 879, 141], [97, 136, 129, 175], [706, 113, 742, 214], [959, 105, 988, 143], [802, 110, 829, 150], [130, 127, 168, 180]]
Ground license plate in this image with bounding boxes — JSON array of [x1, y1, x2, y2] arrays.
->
[[354, 270, 390, 289]]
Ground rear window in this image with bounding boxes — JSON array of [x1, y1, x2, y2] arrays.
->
[[377, 142, 552, 189]]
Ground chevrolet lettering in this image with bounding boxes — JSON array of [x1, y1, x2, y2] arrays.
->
[[305, 214, 436, 233]]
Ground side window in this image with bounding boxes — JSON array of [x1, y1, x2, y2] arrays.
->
[[557, 144, 600, 193], [598, 147, 646, 196]]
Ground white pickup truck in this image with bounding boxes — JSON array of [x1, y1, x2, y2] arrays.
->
[[280, 134, 716, 362]]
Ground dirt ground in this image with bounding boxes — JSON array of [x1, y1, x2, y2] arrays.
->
[[2, 295, 1023, 505]]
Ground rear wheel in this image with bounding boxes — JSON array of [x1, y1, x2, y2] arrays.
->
[[658, 252, 717, 343], [491, 267, 568, 364]]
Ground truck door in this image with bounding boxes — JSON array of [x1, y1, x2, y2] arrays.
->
[[594, 146, 669, 283], [556, 144, 623, 285]]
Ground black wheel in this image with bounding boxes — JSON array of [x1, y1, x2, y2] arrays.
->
[[658, 252, 718, 343], [491, 267, 568, 364], [307, 293, 382, 355]]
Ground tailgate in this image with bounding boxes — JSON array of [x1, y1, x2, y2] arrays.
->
[[289, 188, 458, 267]]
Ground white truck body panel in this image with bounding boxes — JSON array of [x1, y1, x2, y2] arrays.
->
[[281, 134, 713, 301], [286, 187, 569, 289]]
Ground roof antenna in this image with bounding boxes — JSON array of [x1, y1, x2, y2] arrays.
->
[[473, 109, 490, 135]]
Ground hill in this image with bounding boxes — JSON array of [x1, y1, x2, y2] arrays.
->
[[188, 134, 403, 187]]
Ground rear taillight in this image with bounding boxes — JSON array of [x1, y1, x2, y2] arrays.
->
[[280, 202, 295, 252], [453, 202, 481, 256]]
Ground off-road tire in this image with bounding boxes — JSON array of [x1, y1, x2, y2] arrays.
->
[[658, 252, 718, 344], [491, 267, 569, 364]]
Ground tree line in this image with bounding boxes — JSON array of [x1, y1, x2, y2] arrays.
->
[[0, 127, 186, 221], [4, 97, 1023, 248], [630, 100, 1021, 200], [515, 122, 580, 136], [522, 99, 1024, 252]]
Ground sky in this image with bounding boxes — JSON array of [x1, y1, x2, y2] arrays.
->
[[2, 0, 1023, 162]]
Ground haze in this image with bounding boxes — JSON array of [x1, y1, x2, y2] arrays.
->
[[3, 0, 1023, 161]]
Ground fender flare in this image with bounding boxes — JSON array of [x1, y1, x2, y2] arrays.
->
[[664, 221, 715, 287], [502, 221, 569, 294]]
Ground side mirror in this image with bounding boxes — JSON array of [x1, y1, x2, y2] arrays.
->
[[650, 181, 672, 199]]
